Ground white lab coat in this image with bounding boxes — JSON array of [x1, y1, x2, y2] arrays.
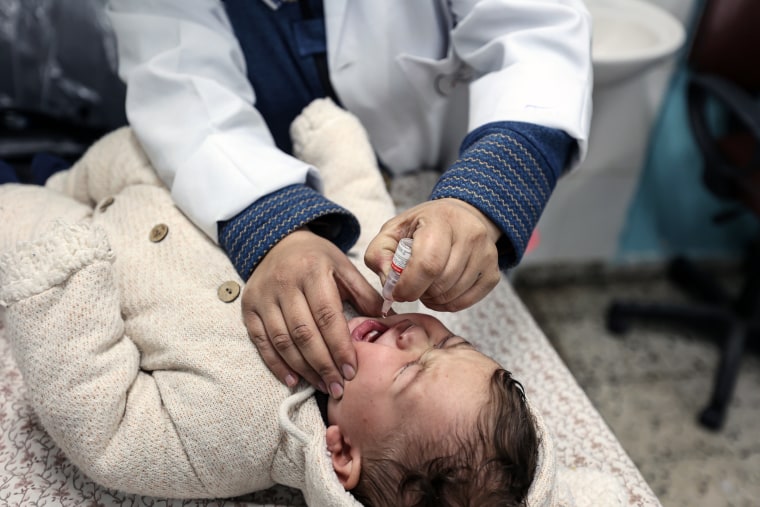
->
[[106, 0, 593, 242]]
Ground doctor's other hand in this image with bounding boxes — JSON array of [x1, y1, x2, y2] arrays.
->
[[242, 229, 384, 398], [365, 198, 503, 312]]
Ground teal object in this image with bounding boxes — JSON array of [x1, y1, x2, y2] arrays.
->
[[617, 4, 759, 261]]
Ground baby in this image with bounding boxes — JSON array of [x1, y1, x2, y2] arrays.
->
[[329, 313, 539, 506], [0, 100, 541, 506]]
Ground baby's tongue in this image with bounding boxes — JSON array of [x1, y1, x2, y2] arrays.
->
[[351, 320, 388, 342]]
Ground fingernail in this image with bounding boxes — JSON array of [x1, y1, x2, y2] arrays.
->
[[342, 364, 356, 380], [318, 381, 328, 394], [330, 382, 344, 399], [284, 374, 298, 388]]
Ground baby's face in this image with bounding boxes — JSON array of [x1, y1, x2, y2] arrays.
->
[[327, 313, 499, 450]]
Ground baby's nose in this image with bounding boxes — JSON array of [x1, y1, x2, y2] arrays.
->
[[395, 323, 426, 349]]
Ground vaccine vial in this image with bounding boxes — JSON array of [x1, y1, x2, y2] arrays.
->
[[381, 238, 413, 317]]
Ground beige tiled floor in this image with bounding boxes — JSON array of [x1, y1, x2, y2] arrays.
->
[[513, 268, 760, 507]]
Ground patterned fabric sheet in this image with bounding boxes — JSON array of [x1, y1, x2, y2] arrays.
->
[[0, 278, 661, 506]]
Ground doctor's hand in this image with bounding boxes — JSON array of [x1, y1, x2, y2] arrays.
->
[[242, 229, 384, 399], [365, 198, 503, 312]]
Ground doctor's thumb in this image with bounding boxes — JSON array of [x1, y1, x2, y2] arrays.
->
[[363, 235, 398, 285]]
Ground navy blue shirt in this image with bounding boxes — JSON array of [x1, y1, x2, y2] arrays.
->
[[218, 0, 575, 277]]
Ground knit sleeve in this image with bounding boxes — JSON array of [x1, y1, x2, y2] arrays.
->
[[430, 121, 575, 269], [0, 221, 210, 498], [218, 183, 360, 280]]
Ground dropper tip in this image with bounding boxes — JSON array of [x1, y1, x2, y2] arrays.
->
[[381, 300, 393, 318]]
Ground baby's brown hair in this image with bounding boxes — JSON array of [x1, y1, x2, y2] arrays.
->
[[352, 368, 539, 507]]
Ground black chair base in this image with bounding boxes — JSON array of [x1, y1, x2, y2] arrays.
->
[[605, 240, 760, 431]]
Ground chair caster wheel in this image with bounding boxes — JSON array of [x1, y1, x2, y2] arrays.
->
[[698, 406, 725, 430], [606, 303, 630, 335]]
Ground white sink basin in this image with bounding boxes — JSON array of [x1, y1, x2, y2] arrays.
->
[[587, 0, 686, 85]]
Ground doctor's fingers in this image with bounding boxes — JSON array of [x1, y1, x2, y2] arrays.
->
[[279, 291, 349, 396], [297, 274, 361, 399], [423, 267, 501, 312], [392, 239, 460, 304], [250, 295, 333, 394], [421, 250, 501, 311], [241, 276, 331, 393], [414, 235, 499, 310], [363, 199, 443, 284], [364, 225, 408, 286], [244, 307, 306, 390], [389, 219, 457, 302]]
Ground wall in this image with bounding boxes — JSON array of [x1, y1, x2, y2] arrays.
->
[[617, 0, 760, 261], [520, 0, 753, 267]]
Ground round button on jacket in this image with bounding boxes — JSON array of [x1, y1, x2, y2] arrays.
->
[[217, 281, 241, 303], [149, 224, 169, 242], [99, 196, 115, 212]]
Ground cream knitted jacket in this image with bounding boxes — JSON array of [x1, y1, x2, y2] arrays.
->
[[0, 99, 392, 505], [0, 98, 619, 506]]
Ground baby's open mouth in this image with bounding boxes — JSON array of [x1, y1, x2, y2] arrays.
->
[[351, 319, 389, 342]]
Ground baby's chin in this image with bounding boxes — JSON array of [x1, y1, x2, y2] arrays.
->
[[325, 392, 341, 425]]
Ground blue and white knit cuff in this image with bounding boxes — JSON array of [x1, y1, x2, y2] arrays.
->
[[218, 184, 360, 279], [430, 122, 574, 269]]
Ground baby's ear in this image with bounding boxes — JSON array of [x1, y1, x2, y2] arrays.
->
[[325, 425, 362, 490]]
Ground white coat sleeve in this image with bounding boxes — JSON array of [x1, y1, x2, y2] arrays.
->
[[0, 219, 210, 498], [106, 0, 322, 242], [451, 0, 593, 166]]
